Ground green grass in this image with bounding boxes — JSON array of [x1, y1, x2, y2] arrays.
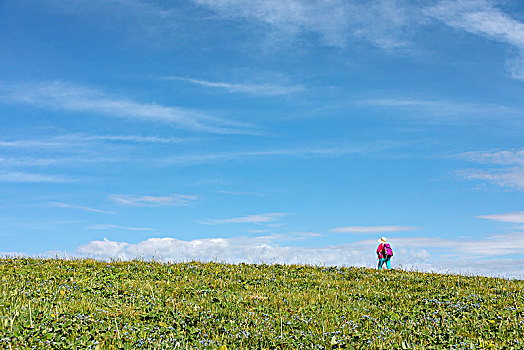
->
[[0, 258, 522, 349]]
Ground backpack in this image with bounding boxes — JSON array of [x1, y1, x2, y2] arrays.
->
[[382, 243, 393, 257]]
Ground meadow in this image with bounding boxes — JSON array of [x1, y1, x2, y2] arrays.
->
[[0, 258, 522, 349]]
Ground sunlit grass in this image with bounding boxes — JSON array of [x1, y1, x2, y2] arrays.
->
[[0, 258, 522, 349]]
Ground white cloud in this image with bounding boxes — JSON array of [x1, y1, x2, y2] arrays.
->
[[362, 97, 480, 112], [461, 166, 524, 190], [359, 97, 521, 122], [74, 234, 524, 279], [0, 140, 65, 148], [331, 226, 417, 233], [0, 171, 75, 183], [427, 0, 524, 45], [44, 0, 417, 50], [47, 0, 173, 19], [0, 134, 199, 172], [87, 224, 153, 231], [109, 194, 199, 207], [380, 232, 524, 260], [43, 0, 179, 42], [193, 0, 416, 49], [0, 157, 63, 167], [40, 0, 524, 82], [0, 134, 199, 148], [262, 231, 324, 241], [160, 142, 390, 165], [200, 212, 288, 225], [194, 0, 524, 81], [477, 211, 524, 224], [165, 76, 303, 96], [427, 0, 524, 81], [457, 149, 524, 165], [1, 81, 254, 134], [49, 202, 114, 214], [0, 155, 124, 169], [76, 236, 372, 266], [217, 190, 265, 196], [456, 149, 524, 190], [56, 134, 201, 144]]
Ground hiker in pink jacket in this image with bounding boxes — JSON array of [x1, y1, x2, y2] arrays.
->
[[377, 237, 393, 270]]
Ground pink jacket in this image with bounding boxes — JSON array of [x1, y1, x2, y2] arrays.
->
[[377, 243, 386, 259]]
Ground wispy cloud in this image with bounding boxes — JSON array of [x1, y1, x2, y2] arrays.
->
[[0, 157, 63, 167], [0, 81, 254, 134], [456, 149, 524, 190], [384, 231, 524, 260], [87, 224, 153, 231], [41, 0, 524, 82], [200, 213, 288, 225], [44, 0, 179, 41], [0, 134, 199, 148], [195, 0, 524, 81], [262, 231, 324, 241], [160, 142, 391, 165], [55, 134, 201, 144], [45, 0, 417, 50], [0, 155, 120, 167], [50, 202, 114, 214], [460, 167, 524, 190], [362, 97, 483, 112], [331, 226, 417, 233], [217, 190, 265, 196], [0, 133, 203, 185], [165, 76, 303, 96], [427, 0, 524, 81], [248, 229, 271, 234], [360, 97, 521, 122], [477, 211, 524, 224], [193, 0, 416, 49], [109, 194, 199, 207], [0, 171, 75, 183], [0, 140, 65, 148], [457, 149, 524, 165], [48, 0, 173, 19]]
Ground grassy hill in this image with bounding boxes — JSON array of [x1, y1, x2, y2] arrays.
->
[[0, 258, 522, 349]]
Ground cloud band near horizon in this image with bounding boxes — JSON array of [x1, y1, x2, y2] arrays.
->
[[70, 234, 524, 279]]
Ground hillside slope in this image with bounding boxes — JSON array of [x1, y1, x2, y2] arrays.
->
[[0, 258, 522, 349]]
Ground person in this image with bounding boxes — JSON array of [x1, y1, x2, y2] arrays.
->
[[376, 237, 393, 270]]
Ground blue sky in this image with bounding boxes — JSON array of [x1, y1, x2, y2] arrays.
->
[[1, 0, 524, 278]]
